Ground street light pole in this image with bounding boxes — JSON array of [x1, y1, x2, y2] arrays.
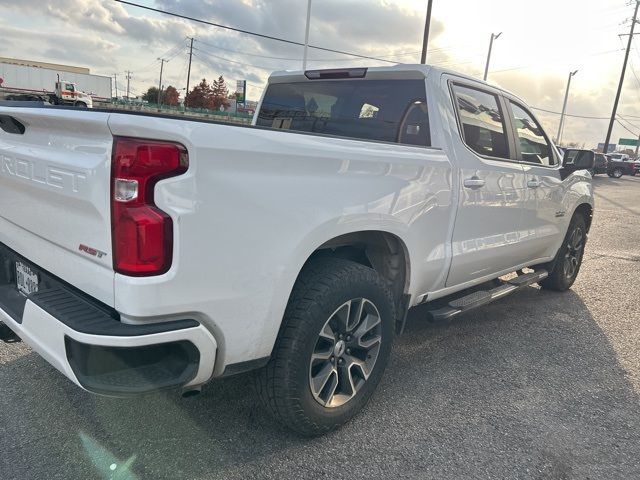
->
[[483, 32, 502, 81], [556, 70, 578, 146], [420, 0, 434, 64], [302, 0, 312, 70], [603, 0, 640, 155], [125, 71, 132, 102]]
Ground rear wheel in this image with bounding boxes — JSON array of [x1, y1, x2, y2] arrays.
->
[[540, 214, 587, 291], [255, 257, 395, 436]]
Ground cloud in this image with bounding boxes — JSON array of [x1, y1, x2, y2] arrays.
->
[[0, 0, 635, 147], [0, 25, 118, 68], [155, 0, 444, 60], [0, 0, 193, 44]]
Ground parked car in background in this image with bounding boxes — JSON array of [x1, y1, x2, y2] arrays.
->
[[592, 153, 608, 175], [606, 155, 638, 177], [607, 154, 640, 178]]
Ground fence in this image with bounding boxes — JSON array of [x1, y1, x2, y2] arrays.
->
[[103, 101, 254, 125]]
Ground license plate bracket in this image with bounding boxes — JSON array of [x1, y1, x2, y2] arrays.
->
[[15, 261, 39, 297]]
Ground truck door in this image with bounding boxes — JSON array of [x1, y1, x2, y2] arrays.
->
[[503, 97, 564, 261], [444, 79, 528, 287]]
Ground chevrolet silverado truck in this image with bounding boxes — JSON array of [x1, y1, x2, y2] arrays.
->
[[0, 65, 595, 436]]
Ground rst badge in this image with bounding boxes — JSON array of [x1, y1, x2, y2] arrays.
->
[[79, 244, 107, 259]]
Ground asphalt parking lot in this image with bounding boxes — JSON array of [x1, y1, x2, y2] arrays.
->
[[1, 175, 639, 480]]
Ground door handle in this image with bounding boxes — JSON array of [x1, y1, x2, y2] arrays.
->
[[527, 179, 541, 188], [463, 177, 485, 189]]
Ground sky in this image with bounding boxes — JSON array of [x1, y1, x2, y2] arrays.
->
[[0, 0, 639, 148]]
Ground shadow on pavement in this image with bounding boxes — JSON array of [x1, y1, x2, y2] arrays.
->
[[1, 286, 639, 479]]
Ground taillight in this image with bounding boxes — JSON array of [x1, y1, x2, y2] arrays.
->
[[111, 137, 188, 276]]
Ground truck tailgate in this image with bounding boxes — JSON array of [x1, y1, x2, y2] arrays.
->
[[0, 107, 114, 306]]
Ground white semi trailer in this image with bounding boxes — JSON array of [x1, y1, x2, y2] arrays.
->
[[0, 59, 112, 107]]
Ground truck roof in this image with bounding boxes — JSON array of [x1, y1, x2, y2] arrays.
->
[[267, 63, 526, 104]]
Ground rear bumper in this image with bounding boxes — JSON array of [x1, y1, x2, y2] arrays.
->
[[0, 242, 217, 396]]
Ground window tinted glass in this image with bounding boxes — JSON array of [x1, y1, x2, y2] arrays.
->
[[509, 101, 555, 166], [452, 84, 509, 159], [256, 80, 430, 146]]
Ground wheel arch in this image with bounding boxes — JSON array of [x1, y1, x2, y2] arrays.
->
[[278, 229, 413, 337], [304, 230, 411, 301], [573, 202, 593, 233]]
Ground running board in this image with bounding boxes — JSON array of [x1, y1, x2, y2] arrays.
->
[[427, 270, 548, 322]]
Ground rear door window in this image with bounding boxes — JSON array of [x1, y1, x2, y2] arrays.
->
[[451, 84, 509, 160], [256, 79, 430, 146]]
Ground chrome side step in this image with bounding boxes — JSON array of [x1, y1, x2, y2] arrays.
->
[[427, 270, 548, 322]]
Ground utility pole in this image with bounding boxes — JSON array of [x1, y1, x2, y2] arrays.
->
[[185, 37, 194, 107], [603, 0, 640, 155], [420, 0, 434, 64], [302, 0, 313, 70], [635, 132, 640, 157], [125, 71, 132, 102], [157, 58, 167, 105], [483, 32, 502, 81], [113, 74, 118, 99], [556, 70, 578, 146]]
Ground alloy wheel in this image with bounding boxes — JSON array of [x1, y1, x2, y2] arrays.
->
[[563, 225, 584, 280], [309, 298, 382, 408]]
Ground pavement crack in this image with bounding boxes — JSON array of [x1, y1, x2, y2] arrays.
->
[[585, 252, 640, 263]]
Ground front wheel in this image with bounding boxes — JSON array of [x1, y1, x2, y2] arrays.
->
[[540, 214, 587, 291], [255, 257, 395, 436], [612, 168, 623, 178]]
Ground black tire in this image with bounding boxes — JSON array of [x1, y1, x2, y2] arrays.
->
[[75, 102, 87, 108], [255, 257, 395, 436], [540, 214, 587, 291], [612, 168, 623, 178]]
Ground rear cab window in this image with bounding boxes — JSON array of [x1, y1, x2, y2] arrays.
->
[[256, 79, 430, 147], [450, 84, 509, 160]]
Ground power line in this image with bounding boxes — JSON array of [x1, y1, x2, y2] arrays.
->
[[134, 37, 188, 74], [193, 49, 273, 71], [616, 117, 639, 136], [530, 106, 610, 120], [114, 0, 398, 64], [490, 48, 623, 75], [195, 38, 428, 63]]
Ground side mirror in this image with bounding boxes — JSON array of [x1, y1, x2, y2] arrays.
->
[[563, 149, 595, 170]]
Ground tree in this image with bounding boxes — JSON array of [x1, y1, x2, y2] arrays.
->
[[211, 75, 230, 110], [163, 85, 180, 106], [142, 86, 159, 103], [185, 78, 214, 109]]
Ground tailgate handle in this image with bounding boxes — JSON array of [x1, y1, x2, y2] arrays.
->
[[0, 115, 25, 135]]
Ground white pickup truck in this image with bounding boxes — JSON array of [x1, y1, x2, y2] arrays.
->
[[0, 65, 594, 435]]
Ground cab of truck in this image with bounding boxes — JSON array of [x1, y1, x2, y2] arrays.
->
[[54, 80, 93, 108]]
